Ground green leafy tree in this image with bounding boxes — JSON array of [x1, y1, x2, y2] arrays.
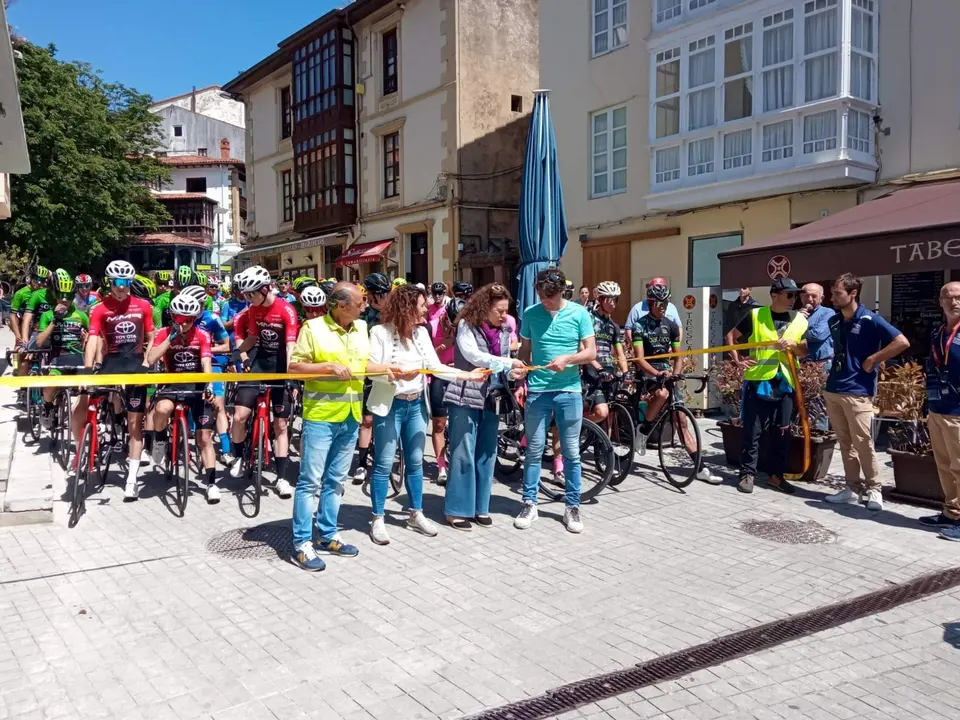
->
[[0, 41, 169, 271]]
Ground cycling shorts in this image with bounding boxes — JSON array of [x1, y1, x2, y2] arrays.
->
[[362, 378, 373, 417], [153, 387, 216, 431], [98, 355, 148, 413], [234, 381, 292, 419], [48, 354, 84, 376], [429, 378, 449, 418]]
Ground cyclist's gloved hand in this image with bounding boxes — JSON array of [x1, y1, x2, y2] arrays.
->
[[54, 305, 67, 318], [203, 383, 214, 401], [599, 370, 614, 383], [241, 358, 253, 373], [169, 323, 182, 341]]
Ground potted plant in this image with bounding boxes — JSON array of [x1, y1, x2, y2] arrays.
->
[[876, 362, 942, 506], [712, 359, 837, 482]]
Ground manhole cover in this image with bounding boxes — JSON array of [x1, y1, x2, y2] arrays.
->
[[739, 519, 837, 544], [205, 525, 292, 560]]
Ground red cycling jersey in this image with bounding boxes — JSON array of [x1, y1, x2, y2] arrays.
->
[[88, 295, 155, 358], [154, 326, 212, 373], [235, 297, 299, 371]]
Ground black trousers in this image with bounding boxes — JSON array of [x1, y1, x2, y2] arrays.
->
[[739, 381, 795, 479]]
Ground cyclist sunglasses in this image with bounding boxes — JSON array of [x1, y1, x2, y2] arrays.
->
[[112, 278, 132, 288], [172, 314, 193, 325]]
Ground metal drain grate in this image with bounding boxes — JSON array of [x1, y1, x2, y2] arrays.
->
[[205, 524, 292, 560], [468, 565, 960, 720], [740, 519, 837, 545]]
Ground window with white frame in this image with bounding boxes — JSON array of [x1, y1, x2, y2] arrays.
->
[[688, 36, 716, 131], [847, 110, 871, 153], [593, 0, 628, 57], [850, 0, 875, 101], [656, 0, 681, 24], [655, 47, 681, 139], [690, 233, 742, 287], [804, 0, 839, 102], [688, 137, 714, 175], [591, 106, 627, 198], [761, 119, 794, 162], [689, 0, 716, 10], [723, 129, 752, 169], [761, 9, 794, 112], [655, 146, 680, 184], [803, 110, 837, 154], [723, 23, 753, 122]]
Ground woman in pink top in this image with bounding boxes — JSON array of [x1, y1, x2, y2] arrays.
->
[[428, 294, 458, 484]]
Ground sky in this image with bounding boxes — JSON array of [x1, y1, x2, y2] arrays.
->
[[7, 0, 344, 102]]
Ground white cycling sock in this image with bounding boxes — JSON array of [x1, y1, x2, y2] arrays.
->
[[126, 462, 139, 484]]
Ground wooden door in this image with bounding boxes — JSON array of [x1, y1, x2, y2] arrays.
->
[[409, 232, 429, 285], [583, 243, 632, 327]]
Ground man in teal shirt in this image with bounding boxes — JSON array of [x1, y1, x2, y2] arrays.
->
[[514, 268, 596, 534]]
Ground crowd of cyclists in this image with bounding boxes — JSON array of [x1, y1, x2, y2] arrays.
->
[[5, 258, 712, 531]]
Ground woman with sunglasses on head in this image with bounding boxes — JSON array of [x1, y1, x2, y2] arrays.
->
[[443, 284, 527, 530]]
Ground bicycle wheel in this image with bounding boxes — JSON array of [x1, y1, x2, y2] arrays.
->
[[657, 405, 702, 489], [26, 386, 41, 442], [54, 391, 72, 471], [538, 419, 614, 502], [69, 423, 93, 528], [496, 413, 525, 478], [172, 416, 190, 516], [606, 403, 636, 487], [250, 416, 266, 517]]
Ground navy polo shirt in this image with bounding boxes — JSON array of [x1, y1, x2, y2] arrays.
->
[[927, 323, 960, 416], [825, 305, 902, 397]]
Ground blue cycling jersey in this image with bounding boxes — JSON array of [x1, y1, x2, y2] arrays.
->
[[221, 298, 249, 347], [196, 310, 230, 365]]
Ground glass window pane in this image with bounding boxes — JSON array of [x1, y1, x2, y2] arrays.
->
[[656, 59, 680, 97], [655, 98, 680, 138], [612, 107, 626, 127], [691, 233, 742, 287], [724, 36, 752, 77], [723, 77, 753, 121]]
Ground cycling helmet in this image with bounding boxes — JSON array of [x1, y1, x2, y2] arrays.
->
[[595, 281, 622, 298], [278, 276, 291, 286], [131, 275, 156, 300], [235, 265, 272, 293], [179, 285, 208, 304], [446, 298, 466, 325], [220, 282, 231, 293], [453, 281, 473, 297], [292, 276, 317, 292], [194, 272, 208, 287], [75, 273, 93, 289], [155, 270, 173, 284], [392, 277, 408, 288], [299, 285, 326, 308], [51, 268, 74, 299], [646, 283, 671, 302], [105, 260, 136, 280], [363, 272, 391, 295], [319, 278, 336, 294], [430, 282, 447, 296], [32, 265, 50, 281], [174, 265, 194, 288], [169, 293, 203, 318], [205, 275, 219, 288]]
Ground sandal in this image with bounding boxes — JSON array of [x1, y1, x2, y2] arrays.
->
[[473, 516, 493, 527], [447, 518, 472, 531], [766, 477, 797, 495]]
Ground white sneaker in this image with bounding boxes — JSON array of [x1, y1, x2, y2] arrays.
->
[[151, 441, 168, 470], [206, 485, 221, 504], [695, 467, 723, 485], [514, 501, 538, 529], [352, 467, 367, 485], [865, 489, 883, 511], [407, 511, 439, 537], [563, 506, 584, 534], [370, 516, 391, 545], [824, 488, 860, 505], [229, 458, 245, 479], [636, 430, 648, 456], [274, 478, 293, 499], [123, 479, 139, 501], [39, 412, 54, 431], [436, 468, 448, 486]]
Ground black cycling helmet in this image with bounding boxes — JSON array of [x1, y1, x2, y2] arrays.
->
[[430, 281, 447, 296], [318, 278, 336, 294], [453, 281, 473, 297], [646, 283, 671, 302], [446, 298, 466, 324], [175, 265, 194, 289], [131, 276, 156, 301], [363, 272, 391, 295]]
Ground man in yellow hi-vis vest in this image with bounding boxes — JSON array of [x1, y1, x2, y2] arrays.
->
[[726, 278, 809, 495]]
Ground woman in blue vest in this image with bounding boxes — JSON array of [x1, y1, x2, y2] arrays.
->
[[443, 284, 527, 530]]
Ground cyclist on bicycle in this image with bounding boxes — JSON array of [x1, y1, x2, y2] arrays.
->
[[276, 276, 296, 303], [220, 270, 250, 336], [453, 281, 473, 300], [583, 281, 629, 426], [36, 270, 89, 436], [85, 260, 156, 500], [22, 267, 63, 349], [229, 266, 300, 498], [353, 272, 391, 484], [299, 285, 327, 321], [204, 275, 223, 315], [290, 276, 319, 322], [73, 274, 101, 314], [146, 293, 222, 503], [10, 266, 50, 396]]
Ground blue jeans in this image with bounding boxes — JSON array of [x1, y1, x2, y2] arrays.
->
[[522, 391, 583, 507], [444, 404, 499, 518], [292, 417, 359, 545], [371, 396, 427, 515]]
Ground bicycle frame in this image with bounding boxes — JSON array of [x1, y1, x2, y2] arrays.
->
[[249, 387, 273, 468]]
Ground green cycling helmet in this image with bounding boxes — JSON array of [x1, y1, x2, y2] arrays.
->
[[155, 269, 173, 283], [132, 275, 157, 300], [51, 268, 74, 299], [175, 265, 194, 289], [292, 276, 317, 292], [33, 265, 50, 281]]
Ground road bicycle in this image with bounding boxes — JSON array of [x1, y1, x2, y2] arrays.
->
[[636, 373, 708, 489], [230, 382, 277, 518], [583, 373, 637, 487], [6, 348, 53, 443], [153, 389, 206, 517]]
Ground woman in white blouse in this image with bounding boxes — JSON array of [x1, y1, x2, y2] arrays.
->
[[366, 284, 477, 545]]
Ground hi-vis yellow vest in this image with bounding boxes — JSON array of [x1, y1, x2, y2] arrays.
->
[[744, 307, 808, 387], [294, 314, 369, 423]]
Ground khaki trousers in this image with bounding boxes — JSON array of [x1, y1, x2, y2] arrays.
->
[[823, 391, 881, 492], [928, 412, 960, 520]]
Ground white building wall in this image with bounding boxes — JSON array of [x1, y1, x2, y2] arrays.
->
[[244, 69, 293, 241], [151, 87, 245, 127]]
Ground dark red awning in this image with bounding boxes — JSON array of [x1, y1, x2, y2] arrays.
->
[[335, 239, 393, 267]]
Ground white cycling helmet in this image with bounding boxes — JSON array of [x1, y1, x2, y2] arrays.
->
[[595, 281, 622, 298], [179, 284, 208, 304], [300, 285, 326, 308], [105, 260, 136, 280], [169, 293, 203, 318], [235, 265, 272, 293]]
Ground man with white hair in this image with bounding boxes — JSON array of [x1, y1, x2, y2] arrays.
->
[[800, 282, 835, 367]]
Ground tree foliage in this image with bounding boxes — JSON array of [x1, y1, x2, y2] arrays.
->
[[0, 41, 169, 272]]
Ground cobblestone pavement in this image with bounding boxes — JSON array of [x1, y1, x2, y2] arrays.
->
[[1, 379, 959, 719]]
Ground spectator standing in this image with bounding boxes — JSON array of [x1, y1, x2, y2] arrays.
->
[[428, 294, 458, 485], [722, 287, 761, 337], [800, 283, 835, 367], [920, 281, 960, 540], [577, 286, 590, 306], [822, 273, 908, 512]]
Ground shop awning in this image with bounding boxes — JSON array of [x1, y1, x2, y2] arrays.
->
[[335, 239, 393, 267], [718, 180, 960, 288]]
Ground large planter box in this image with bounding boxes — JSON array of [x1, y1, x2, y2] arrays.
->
[[718, 420, 836, 482], [887, 450, 943, 508]]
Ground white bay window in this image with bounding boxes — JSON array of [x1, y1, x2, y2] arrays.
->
[[803, 110, 837, 153], [655, 48, 681, 138], [850, 0, 875, 101], [723, 23, 753, 122], [655, 146, 681, 184], [687, 36, 716, 131], [723, 130, 752, 169], [847, 109, 871, 154], [761, 120, 794, 162], [688, 137, 714, 176], [761, 10, 794, 112], [803, 0, 839, 102]]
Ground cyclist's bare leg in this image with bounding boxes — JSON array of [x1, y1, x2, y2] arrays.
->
[[584, 402, 609, 426], [150, 400, 174, 434], [127, 411, 144, 461], [197, 429, 216, 472], [231, 405, 251, 446], [645, 388, 669, 425], [71, 393, 87, 445], [213, 396, 228, 435], [431, 416, 447, 472]]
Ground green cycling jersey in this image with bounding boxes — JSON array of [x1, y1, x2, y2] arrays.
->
[[153, 290, 172, 328], [10, 285, 35, 318], [37, 306, 89, 356], [25, 288, 56, 331]]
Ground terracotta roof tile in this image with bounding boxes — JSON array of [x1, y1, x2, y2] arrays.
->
[[158, 155, 244, 167], [135, 233, 209, 246], [152, 192, 219, 202]]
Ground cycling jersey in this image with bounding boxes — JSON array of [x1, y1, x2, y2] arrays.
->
[[154, 325, 212, 373], [234, 297, 299, 372], [38, 307, 89, 356], [10, 285, 36, 319], [88, 295, 155, 358], [633, 313, 680, 372], [153, 290, 172, 328], [591, 311, 624, 369], [25, 289, 56, 329], [361, 305, 381, 330], [73, 291, 100, 315], [195, 310, 230, 366], [203, 295, 221, 317]]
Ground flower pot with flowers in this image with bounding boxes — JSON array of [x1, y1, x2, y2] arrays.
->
[[712, 359, 837, 481]]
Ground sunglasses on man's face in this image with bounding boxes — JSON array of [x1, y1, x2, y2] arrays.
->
[[112, 279, 131, 289]]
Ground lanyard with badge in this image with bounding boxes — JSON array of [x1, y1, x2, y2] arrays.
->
[[929, 322, 960, 401]]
